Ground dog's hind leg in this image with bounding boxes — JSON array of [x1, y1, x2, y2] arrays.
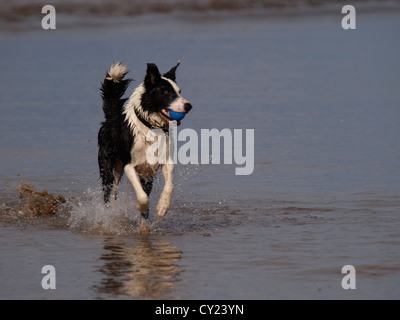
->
[[98, 149, 123, 203], [98, 154, 114, 203], [137, 177, 154, 233], [139, 176, 154, 219], [100, 169, 119, 203], [110, 160, 124, 202]]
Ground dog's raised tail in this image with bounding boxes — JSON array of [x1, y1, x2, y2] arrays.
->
[[101, 62, 132, 120]]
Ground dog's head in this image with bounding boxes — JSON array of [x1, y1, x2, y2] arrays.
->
[[140, 61, 192, 127]]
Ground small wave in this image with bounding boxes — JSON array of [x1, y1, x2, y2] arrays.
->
[[3, 0, 396, 31], [0, 0, 304, 23]]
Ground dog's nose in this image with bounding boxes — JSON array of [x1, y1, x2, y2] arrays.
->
[[184, 103, 193, 112]]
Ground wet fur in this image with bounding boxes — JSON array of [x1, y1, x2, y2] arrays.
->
[[97, 62, 192, 232]]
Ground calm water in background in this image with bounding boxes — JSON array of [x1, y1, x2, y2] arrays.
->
[[0, 3, 400, 299]]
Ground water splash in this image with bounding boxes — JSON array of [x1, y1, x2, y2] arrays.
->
[[66, 181, 234, 236], [0, 165, 234, 235], [67, 188, 141, 235]]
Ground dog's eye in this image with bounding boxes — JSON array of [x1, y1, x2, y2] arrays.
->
[[164, 90, 171, 96]]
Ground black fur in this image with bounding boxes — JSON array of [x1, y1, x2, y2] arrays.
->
[[97, 62, 188, 218], [142, 63, 180, 115], [98, 69, 133, 202]]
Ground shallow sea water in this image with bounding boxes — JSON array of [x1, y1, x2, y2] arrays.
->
[[0, 3, 400, 299]]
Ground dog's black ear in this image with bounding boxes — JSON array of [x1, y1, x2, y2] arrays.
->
[[163, 61, 180, 82], [145, 63, 162, 88]]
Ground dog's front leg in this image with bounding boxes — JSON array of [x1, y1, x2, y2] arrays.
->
[[157, 162, 174, 219], [124, 164, 151, 233], [124, 164, 149, 213]]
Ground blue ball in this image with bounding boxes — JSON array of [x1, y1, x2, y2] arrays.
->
[[169, 110, 186, 121]]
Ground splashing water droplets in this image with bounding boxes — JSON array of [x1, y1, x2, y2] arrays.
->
[[67, 188, 141, 235]]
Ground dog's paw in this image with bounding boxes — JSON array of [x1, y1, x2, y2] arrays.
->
[[135, 194, 149, 213], [140, 225, 151, 234], [156, 193, 171, 219], [140, 220, 151, 234]]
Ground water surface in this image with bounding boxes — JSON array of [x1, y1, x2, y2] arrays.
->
[[1, 3, 400, 299]]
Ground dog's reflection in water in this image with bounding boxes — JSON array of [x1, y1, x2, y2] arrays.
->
[[95, 236, 183, 299]]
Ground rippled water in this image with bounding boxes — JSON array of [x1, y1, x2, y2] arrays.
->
[[1, 3, 400, 299]]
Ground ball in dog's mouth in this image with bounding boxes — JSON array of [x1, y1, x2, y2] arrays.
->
[[168, 110, 186, 121], [161, 109, 186, 122]]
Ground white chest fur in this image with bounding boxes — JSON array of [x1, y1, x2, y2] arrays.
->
[[130, 134, 162, 179]]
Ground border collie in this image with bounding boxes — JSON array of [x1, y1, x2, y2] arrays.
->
[[98, 61, 192, 233]]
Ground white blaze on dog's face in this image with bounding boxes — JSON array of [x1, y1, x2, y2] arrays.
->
[[161, 77, 191, 114], [140, 62, 193, 126]]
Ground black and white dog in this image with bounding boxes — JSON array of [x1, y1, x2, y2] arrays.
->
[[98, 61, 192, 232]]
